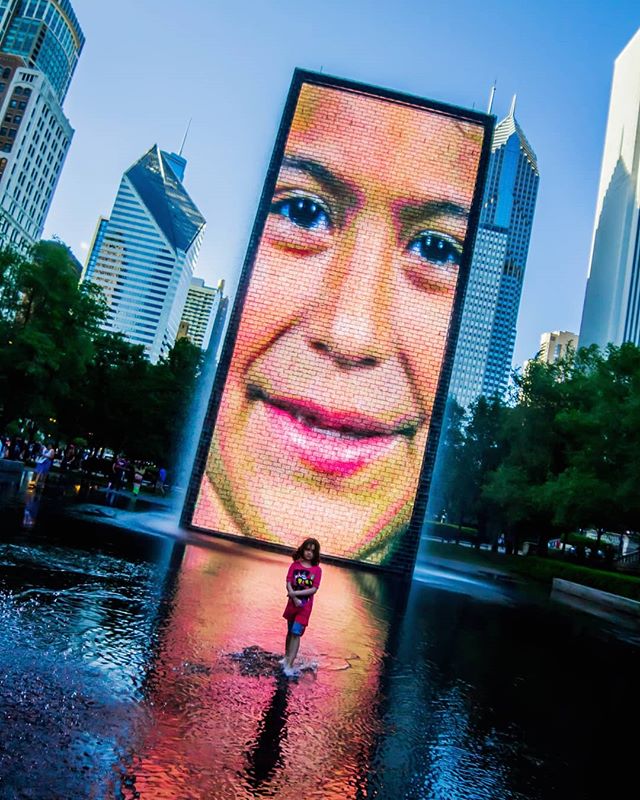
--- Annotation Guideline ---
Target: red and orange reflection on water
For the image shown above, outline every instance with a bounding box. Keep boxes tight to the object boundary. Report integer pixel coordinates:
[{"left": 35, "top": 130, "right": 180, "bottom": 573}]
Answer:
[{"left": 120, "top": 539, "right": 391, "bottom": 799}]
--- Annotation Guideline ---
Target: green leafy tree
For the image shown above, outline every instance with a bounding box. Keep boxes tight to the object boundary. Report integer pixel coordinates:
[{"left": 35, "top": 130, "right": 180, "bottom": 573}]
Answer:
[
  {"left": 63, "top": 333, "right": 203, "bottom": 466},
  {"left": 482, "top": 357, "right": 573, "bottom": 555},
  {"left": 541, "top": 343, "right": 640, "bottom": 557},
  {"left": 454, "top": 395, "right": 506, "bottom": 547},
  {"left": 138, "top": 337, "right": 203, "bottom": 465},
  {"left": 0, "top": 242, "right": 106, "bottom": 434},
  {"left": 0, "top": 241, "right": 204, "bottom": 471},
  {"left": 60, "top": 330, "right": 151, "bottom": 453}
]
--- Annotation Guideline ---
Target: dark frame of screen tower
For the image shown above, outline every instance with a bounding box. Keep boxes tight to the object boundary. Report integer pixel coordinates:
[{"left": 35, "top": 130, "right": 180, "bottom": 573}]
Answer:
[{"left": 181, "top": 67, "right": 495, "bottom": 577}]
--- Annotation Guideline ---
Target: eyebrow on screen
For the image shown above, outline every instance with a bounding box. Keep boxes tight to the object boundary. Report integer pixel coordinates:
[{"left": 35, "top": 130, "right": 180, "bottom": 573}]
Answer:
[
  {"left": 399, "top": 201, "right": 470, "bottom": 228},
  {"left": 280, "top": 155, "right": 357, "bottom": 205}
]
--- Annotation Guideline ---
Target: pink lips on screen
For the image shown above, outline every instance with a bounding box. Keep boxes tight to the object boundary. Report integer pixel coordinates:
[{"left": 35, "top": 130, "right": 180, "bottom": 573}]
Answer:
[{"left": 249, "top": 386, "right": 417, "bottom": 477}]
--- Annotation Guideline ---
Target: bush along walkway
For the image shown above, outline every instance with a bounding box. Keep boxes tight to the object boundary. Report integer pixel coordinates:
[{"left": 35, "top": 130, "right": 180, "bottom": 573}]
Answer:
[{"left": 423, "top": 541, "right": 640, "bottom": 602}]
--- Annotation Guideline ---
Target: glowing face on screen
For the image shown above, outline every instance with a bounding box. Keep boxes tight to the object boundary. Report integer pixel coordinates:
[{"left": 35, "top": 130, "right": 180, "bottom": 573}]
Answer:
[{"left": 193, "top": 81, "right": 485, "bottom": 564}]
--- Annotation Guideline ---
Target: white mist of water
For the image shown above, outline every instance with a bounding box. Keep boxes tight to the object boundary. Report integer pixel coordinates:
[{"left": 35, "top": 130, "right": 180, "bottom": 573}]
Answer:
[{"left": 169, "top": 347, "right": 220, "bottom": 522}]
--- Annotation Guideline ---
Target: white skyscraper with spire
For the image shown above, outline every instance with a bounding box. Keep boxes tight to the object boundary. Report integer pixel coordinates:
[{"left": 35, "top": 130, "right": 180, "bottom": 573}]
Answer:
[
  {"left": 449, "top": 94, "right": 540, "bottom": 407},
  {"left": 579, "top": 27, "right": 640, "bottom": 349},
  {"left": 83, "top": 145, "right": 206, "bottom": 363}
]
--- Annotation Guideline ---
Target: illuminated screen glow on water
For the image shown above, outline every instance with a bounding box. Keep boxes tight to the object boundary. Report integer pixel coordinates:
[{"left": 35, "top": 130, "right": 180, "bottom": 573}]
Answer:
[{"left": 0, "top": 512, "right": 638, "bottom": 799}]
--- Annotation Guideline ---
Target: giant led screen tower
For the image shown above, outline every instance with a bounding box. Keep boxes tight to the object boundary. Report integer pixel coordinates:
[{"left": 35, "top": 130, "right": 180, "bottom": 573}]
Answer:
[{"left": 184, "top": 70, "right": 493, "bottom": 574}]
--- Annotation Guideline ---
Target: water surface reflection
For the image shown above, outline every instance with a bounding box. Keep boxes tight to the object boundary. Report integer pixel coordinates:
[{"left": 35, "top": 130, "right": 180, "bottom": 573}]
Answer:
[
  {"left": 123, "top": 542, "right": 396, "bottom": 799},
  {"left": 0, "top": 517, "right": 638, "bottom": 799}
]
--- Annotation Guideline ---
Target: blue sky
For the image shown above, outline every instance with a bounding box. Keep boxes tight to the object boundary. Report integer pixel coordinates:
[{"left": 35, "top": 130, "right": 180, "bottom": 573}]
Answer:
[{"left": 44, "top": 0, "right": 639, "bottom": 365}]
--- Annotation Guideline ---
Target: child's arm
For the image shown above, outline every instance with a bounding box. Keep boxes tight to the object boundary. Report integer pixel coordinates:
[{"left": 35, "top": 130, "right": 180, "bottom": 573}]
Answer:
[
  {"left": 287, "top": 581, "right": 303, "bottom": 606},
  {"left": 285, "top": 565, "right": 296, "bottom": 597},
  {"left": 288, "top": 586, "right": 318, "bottom": 598},
  {"left": 289, "top": 567, "right": 322, "bottom": 598}
]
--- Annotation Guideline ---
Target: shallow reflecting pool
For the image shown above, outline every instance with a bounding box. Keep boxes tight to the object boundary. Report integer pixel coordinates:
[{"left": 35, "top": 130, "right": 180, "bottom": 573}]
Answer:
[{"left": 0, "top": 505, "right": 638, "bottom": 799}]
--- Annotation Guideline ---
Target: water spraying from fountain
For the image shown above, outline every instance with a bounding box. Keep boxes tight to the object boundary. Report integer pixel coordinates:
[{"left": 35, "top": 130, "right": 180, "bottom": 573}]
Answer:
[{"left": 170, "top": 292, "right": 229, "bottom": 522}]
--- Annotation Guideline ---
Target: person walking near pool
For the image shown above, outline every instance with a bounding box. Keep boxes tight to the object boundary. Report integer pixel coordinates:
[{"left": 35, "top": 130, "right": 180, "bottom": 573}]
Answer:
[
  {"left": 108, "top": 453, "right": 129, "bottom": 490},
  {"left": 33, "top": 441, "right": 55, "bottom": 487},
  {"left": 132, "top": 464, "right": 144, "bottom": 496},
  {"left": 155, "top": 466, "right": 167, "bottom": 496},
  {"left": 282, "top": 538, "right": 322, "bottom": 677}
]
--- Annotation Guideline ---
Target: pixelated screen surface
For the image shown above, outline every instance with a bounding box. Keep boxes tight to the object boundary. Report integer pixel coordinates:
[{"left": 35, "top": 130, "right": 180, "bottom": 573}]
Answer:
[{"left": 189, "top": 73, "right": 490, "bottom": 568}]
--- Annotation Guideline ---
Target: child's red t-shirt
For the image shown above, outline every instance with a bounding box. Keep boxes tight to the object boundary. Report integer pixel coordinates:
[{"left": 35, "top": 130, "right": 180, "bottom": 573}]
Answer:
[{"left": 282, "top": 561, "right": 322, "bottom": 626}]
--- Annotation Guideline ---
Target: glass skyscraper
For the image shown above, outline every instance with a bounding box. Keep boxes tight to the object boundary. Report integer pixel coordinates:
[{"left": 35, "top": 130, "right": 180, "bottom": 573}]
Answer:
[
  {"left": 450, "top": 98, "right": 540, "bottom": 407},
  {"left": 83, "top": 145, "right": 206, "bottom": 364},
  {"left": 0, "top": 0, "right": 84, "bottom": 103},
  {"left": 579, "top": 27, "right": 640, "bottom": 349}
]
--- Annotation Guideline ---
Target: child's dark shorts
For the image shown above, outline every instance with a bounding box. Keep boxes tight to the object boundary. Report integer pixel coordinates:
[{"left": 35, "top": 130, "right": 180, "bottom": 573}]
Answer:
[{"left": 287, "top": 619, "right": 306, "bottom": 637}]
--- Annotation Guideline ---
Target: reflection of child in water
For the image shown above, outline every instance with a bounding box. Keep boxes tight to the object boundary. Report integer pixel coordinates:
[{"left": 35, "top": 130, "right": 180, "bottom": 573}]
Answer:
[{"left": 282, "top": 538, "right": 322, "bottom": 677}]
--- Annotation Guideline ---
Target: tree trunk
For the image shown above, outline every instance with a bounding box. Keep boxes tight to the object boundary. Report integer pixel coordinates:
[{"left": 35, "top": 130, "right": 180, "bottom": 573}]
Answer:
[{"left": 537, "top": 531, "right": 548, "bottom": 558}]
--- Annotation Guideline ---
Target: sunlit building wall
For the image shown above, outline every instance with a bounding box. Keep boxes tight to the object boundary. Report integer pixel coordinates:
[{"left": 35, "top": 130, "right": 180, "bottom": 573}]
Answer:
[
  {"left": 521, "top": 330, "right": 578, "bottom": 379},
  {"left": 0, "top": 53, "right": 72, "bottom": 251},
  {"left": 179, "top": 277, "right": 224, "bottom": 351},
  {"left": 83, "top": 145, "right": 206, "bottom": 364},
  {"left": 538, "top": 330, "right": 578, "bottom": 364},
  {"left": 450, "top": 98, "right": 539, "bottom": 407},
  {"left": 84, "top": 215, "right": 107, "bottom": 281},
  {"left": 0, "top": 0, "right": 82, "bottom": 252},
  {"left": 579, "top": 27, "right": 640, "bottom": 349}
]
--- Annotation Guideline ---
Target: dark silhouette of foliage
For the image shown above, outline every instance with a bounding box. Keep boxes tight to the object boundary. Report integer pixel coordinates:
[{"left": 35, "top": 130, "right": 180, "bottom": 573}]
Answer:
[
  {"left": 438, "top": 343, "right": 640, "bottom": 551},
  {"left": 0, "top": 243, "right": 202, "bottom": 466}
]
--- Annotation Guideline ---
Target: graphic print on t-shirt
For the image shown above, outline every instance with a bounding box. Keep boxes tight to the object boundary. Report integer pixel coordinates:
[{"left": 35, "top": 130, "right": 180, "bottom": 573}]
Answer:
[{"left": 292, "top": 568, "right": 315, "bottom": 605}]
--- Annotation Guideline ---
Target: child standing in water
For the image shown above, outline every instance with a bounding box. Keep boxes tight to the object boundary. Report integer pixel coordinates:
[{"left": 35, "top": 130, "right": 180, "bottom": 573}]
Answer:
[{"left": 282, "top": 538, "right": 322, "bottom": 677}]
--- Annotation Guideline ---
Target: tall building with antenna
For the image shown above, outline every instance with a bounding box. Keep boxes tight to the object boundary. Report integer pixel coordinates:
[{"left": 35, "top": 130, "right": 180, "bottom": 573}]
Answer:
[
  {"left": 449, "top": 91, "right": 540, "bottom": 407},
  {"left": 83, "top": 144, "right": 206, "bottom": 363}
]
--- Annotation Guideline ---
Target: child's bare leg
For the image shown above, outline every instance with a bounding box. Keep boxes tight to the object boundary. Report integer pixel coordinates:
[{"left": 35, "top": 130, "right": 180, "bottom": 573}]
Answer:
[
  {"left": 285, "top": 631, "right": 291, "bottom": 656},
  {"left": 285, "top": 634, "right": 300, "bottom": 668}
]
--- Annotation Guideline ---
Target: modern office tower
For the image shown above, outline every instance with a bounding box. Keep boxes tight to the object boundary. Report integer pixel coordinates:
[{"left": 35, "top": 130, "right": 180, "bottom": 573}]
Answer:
[
  {"left": 83, "top": 145, "right": 206, "bottom": 364},
  {"left": 179, "top": 277, "right": 225, "bottom": 351},
  {"left": 579, "top": 28, "right": 640, "bottom": 349},
  {"left": 0, "top": 0, "right": 84, "bottom": 103},
  {"left": 0, "top": 1, "right": 82, "bottom": 252},
  {"left": 450, "top": 97, "right": 540, "bottom": 407},
  {"left": 538, "top": 330, "right": 578, "bottom": 364},
  {"left": 0, "top": 52, "right": 73, "bottom": 251}
]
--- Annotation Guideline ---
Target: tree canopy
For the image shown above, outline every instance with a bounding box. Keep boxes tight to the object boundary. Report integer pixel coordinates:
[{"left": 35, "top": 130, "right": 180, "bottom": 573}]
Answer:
[
  {"left": 436, "top": 343, "right": 640, "bottom": 552},
  {"left": 0, "top": 243, "right": 202, "bottom": 466}
]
